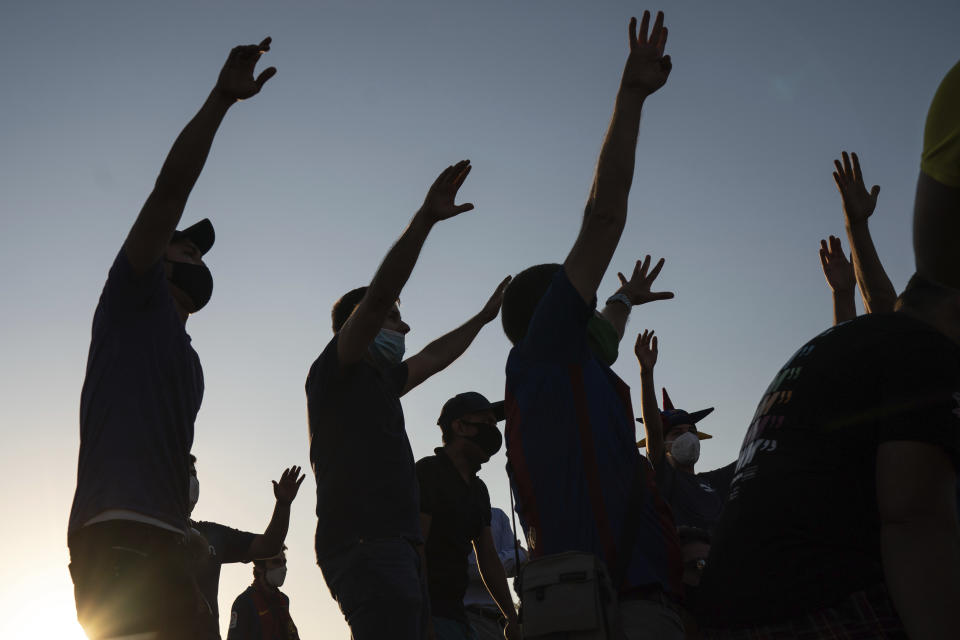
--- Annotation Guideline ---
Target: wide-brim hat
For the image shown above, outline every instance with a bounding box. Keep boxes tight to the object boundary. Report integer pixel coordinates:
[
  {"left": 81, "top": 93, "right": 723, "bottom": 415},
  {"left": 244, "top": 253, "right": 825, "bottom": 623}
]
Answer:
[
  {"left": 437, "top": 392, "right": 505, "bottom": 429},
  {"left": 636, "top": 388, "right": 713, "bottom": 448},
  {"left": 171, "top": 218, "right": 215, "bottom": 256}
]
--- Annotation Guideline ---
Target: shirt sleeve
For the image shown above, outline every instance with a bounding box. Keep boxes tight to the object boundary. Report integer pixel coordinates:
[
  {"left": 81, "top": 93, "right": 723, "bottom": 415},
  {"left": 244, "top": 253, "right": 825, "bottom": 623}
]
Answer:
[
  {"left": 875, "top": 333, "right": 960, "bottom": 465},
  {"left": 416, "top": 457, "right": 439, "bottom": 516},
  {"left": 517, "top": 267, "right": 595, "bottom": 364},
  {"left": 226, "top": 593, "right": 257, "bottom": 640},
  {"left": 99, "top": 249, "right": 169, "bottom": 316},
  {"left": 699, "top": 461, "right": 737, "bottom": 502},
  {"left": 479, "top": 480, "right": 493, "bottom": 527},
  {"left": 209, "top": 522, "right": 257, "bottom": 564}
]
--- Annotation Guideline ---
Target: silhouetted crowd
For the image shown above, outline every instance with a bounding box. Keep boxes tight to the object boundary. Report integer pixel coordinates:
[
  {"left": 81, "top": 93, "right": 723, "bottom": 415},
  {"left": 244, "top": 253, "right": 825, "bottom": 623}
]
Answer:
[{"left": 66, "top": 10, "right": 960, "bottom": 640}]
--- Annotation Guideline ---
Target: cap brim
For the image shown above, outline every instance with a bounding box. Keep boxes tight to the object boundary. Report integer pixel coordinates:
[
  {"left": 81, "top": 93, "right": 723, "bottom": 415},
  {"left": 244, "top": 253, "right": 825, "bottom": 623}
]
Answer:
[
  {"left": 491, "top": 401, "right": 505, "bottom": 423},
  {"left": 172, "top": 218, "right": 215, "bottom": 255}
]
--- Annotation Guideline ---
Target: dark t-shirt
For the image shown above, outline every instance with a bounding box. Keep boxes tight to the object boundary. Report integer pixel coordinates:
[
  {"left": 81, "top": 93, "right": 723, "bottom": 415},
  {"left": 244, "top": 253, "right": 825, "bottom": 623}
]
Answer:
[
  {"left": 696, "top": 313, "right": 960, "bottom": 627},
  {"left": 193, "top": 520, "right": 256, "bottom": 620},
  {"left": 69, "top": 250, "right": 204, "bottom": 534},
  {"left": 306, "top": 334, "right": 421, "bottom": 560},
  {"left": 417, "top": 448, "right": 493, "bottom": 621},
  {"left": 652, "top": 460, "right": 735, "bottom": 535},
  {"left": 505, "top": 268, "right": 682, "bottom": 596}
]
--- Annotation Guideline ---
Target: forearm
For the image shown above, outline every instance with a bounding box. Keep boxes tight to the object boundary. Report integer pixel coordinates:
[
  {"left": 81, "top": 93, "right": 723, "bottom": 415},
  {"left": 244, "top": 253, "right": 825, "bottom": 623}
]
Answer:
[
  {"left": 831, "top": 289, "right": 857, "bottom": 325},
  {"left": 639, "top": 369, "right": 664, "bottom": 462},
  {"left": 152, "top": 90, "right": 233, "bottom": 200},
  {"left": 256, "top": 500, "right": 291, "bottom": 557},
  {"left": 479, "top": 556, "right": 518, "bottom": 623},
  {"left": 587, "top": 90, "right": 645, "bottom": 219},
  {"left": 600, "top": 303, "right": 630, "bottom": 340},
  {"left": 366, "top": 211, "right": 434, "bottom": 308},
  {"left": 845, "top": 221, "right": 897, "bottom": 313},
  {"left": 416, "top": 313, "right": 486, "bottom": 372},
  {"left": 882, "top": 519, "right": 960, "bottom": 639}
]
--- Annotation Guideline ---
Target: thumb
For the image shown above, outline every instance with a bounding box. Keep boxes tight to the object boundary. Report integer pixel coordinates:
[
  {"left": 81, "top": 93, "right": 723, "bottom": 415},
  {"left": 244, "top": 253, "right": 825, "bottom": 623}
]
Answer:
[
  {"left": 617, "top": 272, "right": 627, "bottom": 286},
  {"left": 455, "top": 203, "right": 475, "bottom": 214},
  {"left": 870, "top": 185, "right": 880, "bottom": 199},
  {"left": 272, "top": 480, "right": 278, "bottom": 491},
  {"left": 652, "top": 291, "right": 675, "bottom": 300},
  {"left": 255, "top": 66, "right": 277, "bottom": 89}
]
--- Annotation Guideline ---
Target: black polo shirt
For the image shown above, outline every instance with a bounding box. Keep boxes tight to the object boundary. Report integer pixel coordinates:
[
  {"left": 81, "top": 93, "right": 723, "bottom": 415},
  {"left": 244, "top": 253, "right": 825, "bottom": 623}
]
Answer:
[
  {"left": 306, "top": 334, "right": 421, "bottom": 560},
  {"left": 192, "top": 520, "right": 256, "bottom": 620},
  {"left": 416, "top": 448, "right": 492, "bottom": 621}
]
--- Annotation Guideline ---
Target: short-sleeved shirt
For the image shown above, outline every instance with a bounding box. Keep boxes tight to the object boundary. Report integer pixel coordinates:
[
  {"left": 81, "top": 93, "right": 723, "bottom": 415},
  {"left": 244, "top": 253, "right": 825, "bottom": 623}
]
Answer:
[
  {"left": 652, "top": 460, "right": 735, "bottom": 535},
  {"left": 69, "top": 250, "right": 204, "bottom": 535},
  {"left": 417, "top": 448, "right": 493, "bottom": 621},
  {"left": 505, "top": 268, "right": 682, "bottom": 597},
  {"left": 696, "top": 313, "right": 960, "bottom": 627},
  {"left": 192, "top": 520, "right": 256, "bottom": 620},
  {"left": 306, "top": 334, "right": 421, "bottom": 560}
]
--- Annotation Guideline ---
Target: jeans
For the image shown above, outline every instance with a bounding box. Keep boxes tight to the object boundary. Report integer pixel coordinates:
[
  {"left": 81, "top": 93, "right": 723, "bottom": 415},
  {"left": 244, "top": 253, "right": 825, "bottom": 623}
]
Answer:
[
  {"left": 319, "top": 537, "right": 430, "bottom": 640},
  {"left": 68, "top": 520, "right": 218, "bottom": 640}
]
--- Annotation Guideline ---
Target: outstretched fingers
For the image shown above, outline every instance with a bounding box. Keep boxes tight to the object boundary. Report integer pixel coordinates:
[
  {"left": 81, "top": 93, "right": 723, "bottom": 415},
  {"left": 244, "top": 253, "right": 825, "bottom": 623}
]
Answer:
[
  {"left": 638, "top": 11, "right": 650, "bottom": 46},
  {"left": 256, "top": 67, "right": 277, "bottom": 89}
]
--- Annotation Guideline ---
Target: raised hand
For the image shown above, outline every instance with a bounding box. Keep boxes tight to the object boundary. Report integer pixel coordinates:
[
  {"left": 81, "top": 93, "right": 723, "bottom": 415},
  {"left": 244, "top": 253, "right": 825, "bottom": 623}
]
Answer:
[
  {"left": 616, "top": 255, "right": 674, "bottom": 305},
  {"left": 272, "top": 465, "right": 306, "bottom": 504},
  {"left": 621, "top": 10, "right": 672, "bottom": 96},
  {"left": 215, "top": 37, "right": 277, "bottom": 102},
  {"left": 819, "top": 235, "right": 855, "bottom": 293},
  {"left": 833, "top": 151, "right": 880, "bottom": 225},
  {"left": 634, "top": 329, "right": 658, "bottom": 373},
  {"left": 420, "top": 160, "right": 475, "bottom": 223},
  {"left": 477, "top": 276, "right": 513, "bottom": 324}
]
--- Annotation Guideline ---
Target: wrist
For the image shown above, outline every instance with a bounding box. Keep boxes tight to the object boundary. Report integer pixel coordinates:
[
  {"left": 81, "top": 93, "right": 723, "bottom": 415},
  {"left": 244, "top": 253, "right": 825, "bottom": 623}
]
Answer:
[
  {"left": 832, "top": 287, "right": 855, "bottom": 297},
  {"left": 606, "top": 292, "right": 633, "bottom": 308},
  {"left": 639, "top": 367, "right": 655, "bottom": 378},
  {"left": 844, "top": 218, "right": 869, "bottom": 232},
  {"left": 413, "top": 207, "right": 439, "bottom": 229},
  {"left": 206, "top": 88, "right": 236, "bottom": 111}
]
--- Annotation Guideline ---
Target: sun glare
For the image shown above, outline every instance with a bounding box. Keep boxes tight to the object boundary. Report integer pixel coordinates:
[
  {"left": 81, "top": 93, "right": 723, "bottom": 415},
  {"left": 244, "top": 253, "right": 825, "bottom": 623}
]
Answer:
[{"left": 5, "top": 568, "right": 88, "bottom": 640}]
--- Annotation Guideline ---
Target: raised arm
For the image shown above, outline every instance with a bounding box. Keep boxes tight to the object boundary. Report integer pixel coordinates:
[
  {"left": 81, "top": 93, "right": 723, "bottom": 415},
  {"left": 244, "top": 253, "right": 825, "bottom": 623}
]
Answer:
[
  {"left": 564, "top": 11, "right": 672, "bottom": 303},
  {"left": 124, "top": 38, "right": 276, "bottom": 274},
  {"left": 245, "top": 466, "right": 305, "bottom": 561},
  {"left": 833, "top": 152, "right": 897, "bottom": 313},
  {"left": 878, "top": 441, "right": 960, "bottom": 639},
  {"left": 600, "top": 255, "right": 674, "bottom": 340},
  {"left": 401, "top": 276, "right": 510, "bottom": 396},
  {"left": 634, "top": 329, "right": 665, "bottom": 467},
  {"left": 337, "top": 161, "right": 475, "bottom": 366},
  {"left": 818, "top": 235, "right": 857, "bottom": 325}
]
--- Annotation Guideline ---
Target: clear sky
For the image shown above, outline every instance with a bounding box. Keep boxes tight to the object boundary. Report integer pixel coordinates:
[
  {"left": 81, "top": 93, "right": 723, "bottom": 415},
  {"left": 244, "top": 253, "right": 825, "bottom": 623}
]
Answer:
[{"left": 1, "top": 0, "right": 957, "bottom": 637}]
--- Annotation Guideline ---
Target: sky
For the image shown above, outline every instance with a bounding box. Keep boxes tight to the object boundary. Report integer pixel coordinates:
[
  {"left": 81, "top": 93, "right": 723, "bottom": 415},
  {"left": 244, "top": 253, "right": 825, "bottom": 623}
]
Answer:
[{"left": 1, "top": 0, "right": 958, "bottom": 637}]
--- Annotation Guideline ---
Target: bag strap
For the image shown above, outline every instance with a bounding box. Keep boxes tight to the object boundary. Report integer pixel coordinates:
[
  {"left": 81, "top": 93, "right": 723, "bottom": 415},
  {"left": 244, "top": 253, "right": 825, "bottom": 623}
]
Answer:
[{"left": 507, "top": 463, "right": 524, "bottom": 600}]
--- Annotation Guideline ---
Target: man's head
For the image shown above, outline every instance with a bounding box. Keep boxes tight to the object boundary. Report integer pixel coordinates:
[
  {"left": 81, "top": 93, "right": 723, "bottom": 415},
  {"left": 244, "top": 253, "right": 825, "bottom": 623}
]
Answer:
[
  {"left": 438, "top": 392, "right": 505, "bottom": 469},
  {"left": 331, "top": 287, "right": 410, "bottom": 335},
  {"left": 637, "top": 389, "right": 714, "bottom": 470},
  {"left": 253, "top": 548, "right": 287, "bottom": 589},
  {"left": 501, "top": 263, "right": 562, "bottom": 345},
  {"left": 165, "top": 219, "right": 215, "bottom": 314},
  {"left": 895, "top": 273, "right": 960, "bottom": 344}
]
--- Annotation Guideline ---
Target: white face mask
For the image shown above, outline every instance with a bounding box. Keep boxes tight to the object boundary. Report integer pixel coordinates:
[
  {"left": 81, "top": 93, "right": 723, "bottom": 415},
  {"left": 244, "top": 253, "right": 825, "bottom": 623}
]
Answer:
[
  {"left": 265, "top": 566, "right": 287, "bottom": 587},
  {"left": 668, "top": 432, "right": 701, "bottom": 467},
  {"left": 188, "top": 475, "right": 200, "bottom": 514}
]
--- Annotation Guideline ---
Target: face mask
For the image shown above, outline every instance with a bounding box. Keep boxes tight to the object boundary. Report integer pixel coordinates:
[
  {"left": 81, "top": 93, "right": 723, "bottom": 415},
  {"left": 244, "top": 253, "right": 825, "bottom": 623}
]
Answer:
[
  {"left": 369, "top": 329, "right": 406, "bottom": 367},
  {"left": 167, "top": 260, "right": 213, "bottom": 311},
  {"left": 188, "top": 476, "right": 200, "bottom": 514},
  {"left": 587, "top": 313, "right": 619, "bottom": 366},
  {"left": 265, "top": 566, "right": 287, "bottom": 587},
  {"left": 464, "top": 425, "right": 503, "bottom": 459},
  {"left": 669, "top": 432, "right": 701, "bottom": 467}
]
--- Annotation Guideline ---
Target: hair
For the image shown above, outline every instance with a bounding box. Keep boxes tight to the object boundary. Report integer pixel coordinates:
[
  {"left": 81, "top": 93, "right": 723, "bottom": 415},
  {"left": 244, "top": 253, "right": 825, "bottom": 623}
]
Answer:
[
  {"left": 332, "top": 287, "right": 368, "bottom": 333},
  {"left": 253, "top": 545, "right": 288, "bottom": 571},
  {"left": 501, "top": 263, "right": 562, "bottom": 344},
  {"left": 895, "top": 272, "right": 959, "bottom": 314}
]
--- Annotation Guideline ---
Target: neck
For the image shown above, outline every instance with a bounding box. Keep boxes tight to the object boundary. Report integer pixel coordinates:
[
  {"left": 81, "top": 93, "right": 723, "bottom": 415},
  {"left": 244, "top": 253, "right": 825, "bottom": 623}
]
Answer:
[
  {"left": 444, "top": 444, "right": 476, "bottom": 481},
  {"left": 668, "top": 456, "right": 696, "bottom": 474}
]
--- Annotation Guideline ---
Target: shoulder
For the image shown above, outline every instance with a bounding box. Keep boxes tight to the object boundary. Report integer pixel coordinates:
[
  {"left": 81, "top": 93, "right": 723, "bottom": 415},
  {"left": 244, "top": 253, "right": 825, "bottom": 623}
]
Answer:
[
  {"left": 416, "top": 455, "right": 441, "bottom": 479},
  {"left": 306, "top": 334, "right": 342, "bottom": 390}
]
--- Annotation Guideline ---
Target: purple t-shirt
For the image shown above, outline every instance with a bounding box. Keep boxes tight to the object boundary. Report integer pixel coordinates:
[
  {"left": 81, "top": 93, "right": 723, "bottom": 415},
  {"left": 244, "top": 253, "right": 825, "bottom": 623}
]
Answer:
[{"left": 68, "top": 250, "right": 203, "bottom": 535}]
